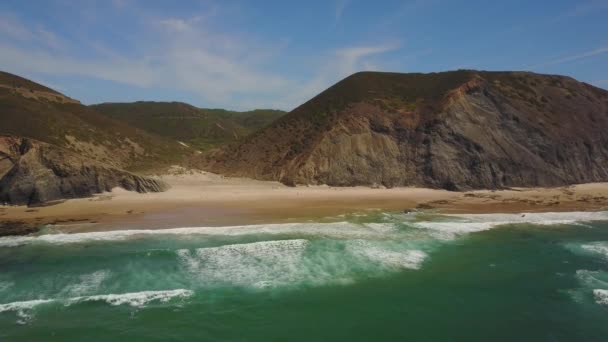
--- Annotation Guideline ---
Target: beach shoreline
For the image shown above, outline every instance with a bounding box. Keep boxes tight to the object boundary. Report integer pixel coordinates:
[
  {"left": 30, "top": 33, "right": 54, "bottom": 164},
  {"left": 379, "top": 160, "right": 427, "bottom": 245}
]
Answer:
[{"left": 2, "top": 170, "right": 608, "bottom": 235}]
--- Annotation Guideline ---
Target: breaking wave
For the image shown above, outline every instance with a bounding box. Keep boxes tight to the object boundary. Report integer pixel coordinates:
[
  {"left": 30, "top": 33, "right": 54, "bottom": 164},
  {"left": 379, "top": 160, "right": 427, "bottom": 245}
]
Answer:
[
  {"left": 414, "top": 211, "right": 608, "bottom": 239},
  {"left": 0, "top": 289, "right": 193, "bottom": 323},
  {"left": 177, "top": 239, "right": 309, "bottom": 288},
  {"left": 581, "top": 242, "right": 608, "bottom": 260},
  {"left": 594, "top": 289, "right": 608, "bottom": 306},
  {"left": 62, "top": 270, "right": 111, "bottom": 296},
  {"left": 67, "top": 289, "right": 193, "bottom": 307}
]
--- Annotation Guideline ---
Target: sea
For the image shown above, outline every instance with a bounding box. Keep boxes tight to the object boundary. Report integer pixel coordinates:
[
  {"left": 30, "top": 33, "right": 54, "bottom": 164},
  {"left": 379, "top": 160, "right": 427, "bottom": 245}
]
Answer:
[{"left": 1, "top": 210, "right": 608, "bottom": 341}]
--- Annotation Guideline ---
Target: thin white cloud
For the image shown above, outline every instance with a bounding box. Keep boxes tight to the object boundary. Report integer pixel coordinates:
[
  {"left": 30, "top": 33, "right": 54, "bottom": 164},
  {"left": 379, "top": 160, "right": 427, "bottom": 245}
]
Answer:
[
  {"left": 0, "top": 9, "right": 401, "bottom": 110},
  {"left": 0, "top": 44, "right": 159, "bottom": 87},
  {"left": 335, "top": 43, "right": 401, "bottom": 75},
  {"left": 0, "top": 12, "right": 67, "bottom": 50},
  {"left": 261, "top": 42, "right": 402, "bottom": 109},
  {"left": 529, "top": 47, "right": 608, "bottom": 69}
]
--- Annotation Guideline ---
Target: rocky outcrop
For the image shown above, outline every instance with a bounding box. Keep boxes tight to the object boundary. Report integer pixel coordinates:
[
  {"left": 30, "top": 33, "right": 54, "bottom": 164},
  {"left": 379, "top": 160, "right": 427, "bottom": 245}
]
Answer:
[
  {"left": 204, "top": 71, "right": 608, "bottom": 190},
  {"left": 0, "top": 136, "right": 169, "bottom": 206}
]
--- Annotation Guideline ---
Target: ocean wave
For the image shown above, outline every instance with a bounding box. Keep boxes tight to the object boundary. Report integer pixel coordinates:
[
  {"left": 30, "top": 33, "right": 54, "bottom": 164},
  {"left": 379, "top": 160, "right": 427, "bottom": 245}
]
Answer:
[
  {"left": 575, "top": 270, "right": 608, "bottom": 288},
  {"left": 0, "top": 289, "right": 194, "bottom": 323},
  {"left": 413, "top": 211, "right": 608, "bottom": 239},
  {"left": 177, "top": 238, "right": 430, "bottom": 289},
  {"left": 593, "top": 289, "right": 608, "bottom": 306},
  {"left": 0, "top": 222, "right": 385, "bottom": 247},
  {"left": 581, "top": 242, "right": 608, "bottom": 260},
  {"left": 67, "top": 289, "right": 193, "bottom": 307},
  {"left": 346, "top": 240, "right": 427, "bottom": 270},
  {"left": 0, "top": 299, "right": 54, "bottom": 324},
  {"left": 62, "top": 270, "right": 111, "bottom": 296},
  {"left": 0, "top": 299, "right": 54, "bottom": 314},
  {"left": 0, "top": 281, "right": 14, "bottom": 292},
  {"left": 177, "top": 239, "right": 309, "bottom": 288},
  {"left": 570, "top": 270, "right": 608, "bottom": 307}
]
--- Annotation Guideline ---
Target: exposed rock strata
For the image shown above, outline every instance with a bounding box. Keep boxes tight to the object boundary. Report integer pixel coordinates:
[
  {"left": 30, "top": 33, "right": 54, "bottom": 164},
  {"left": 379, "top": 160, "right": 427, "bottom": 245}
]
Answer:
[
  {"left": 205, "top": 71, "right": 608, "bottom": 190},
  {"left": 0, "top": 136, "right": 168, "bottom": 206}
]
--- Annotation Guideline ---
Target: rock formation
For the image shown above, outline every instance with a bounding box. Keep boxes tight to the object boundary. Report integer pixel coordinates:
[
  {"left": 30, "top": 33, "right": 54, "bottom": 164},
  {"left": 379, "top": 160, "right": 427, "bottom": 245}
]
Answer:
[
  {"left": 204, "top": 71, "right": 608, "bottom": 190},
  {"left": 0, "top": 136, "right": 168, "bottom": 206}
]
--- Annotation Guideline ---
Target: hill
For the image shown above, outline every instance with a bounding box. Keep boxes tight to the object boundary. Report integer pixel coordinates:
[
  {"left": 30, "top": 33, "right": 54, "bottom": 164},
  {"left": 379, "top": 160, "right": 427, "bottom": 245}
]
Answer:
[
  {"left": 203, "top": 70, "right": 608, "bottom": 189},
  {"left": 0, "top": 71, "right": 187, "bottom": 205},
  {"left": 0, "top": 71, "right": 190, "bottom": 172},
  {"left": 91, "top": 102, "right": 285, "bottom": 150}
]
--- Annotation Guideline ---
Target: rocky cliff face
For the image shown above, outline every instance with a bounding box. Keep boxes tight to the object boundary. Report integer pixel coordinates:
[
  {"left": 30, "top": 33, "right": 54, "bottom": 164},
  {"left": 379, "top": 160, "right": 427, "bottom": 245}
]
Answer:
[
  {"left": 0, "top": 136, "right": 168, "bottom": 206},
  {"left": 204, "top": 71, "right": 608, "bottom": 190}
]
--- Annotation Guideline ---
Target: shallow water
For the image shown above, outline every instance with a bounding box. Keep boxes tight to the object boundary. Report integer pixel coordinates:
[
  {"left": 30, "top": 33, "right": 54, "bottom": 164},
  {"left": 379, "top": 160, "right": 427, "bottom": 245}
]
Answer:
[{"left": 1, "top": 211, "right": 608, "bottom": 341}]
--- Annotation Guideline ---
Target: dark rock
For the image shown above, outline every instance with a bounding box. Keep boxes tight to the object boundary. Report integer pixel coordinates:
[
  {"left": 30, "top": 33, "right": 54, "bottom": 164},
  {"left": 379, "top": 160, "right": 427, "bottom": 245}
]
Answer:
[
  {"left": 0, "top": 136, "right": 169, "bottom": 206},
  {"left": 0, "top": 221, "right": 38, "bottom": 237}
]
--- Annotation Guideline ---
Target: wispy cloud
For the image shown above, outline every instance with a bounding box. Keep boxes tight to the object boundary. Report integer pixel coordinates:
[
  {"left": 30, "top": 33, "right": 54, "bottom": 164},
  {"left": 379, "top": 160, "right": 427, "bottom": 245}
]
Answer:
[
  {"left": 0, "top": 6, "right": 401, "bottom": 111},
  {"left": 528, "top": 47, "right": 608, "bottom": 69},
  {"left": 263, "top": 42, "right": 402, "bottom": 109},
  {"left": 334, "top": 42, "right": 401, "bottom": 75},
  {"left": 0, "top": 13, "right": 66, "bottom": 50},
  {"left": 0, "top": 10, "right": 291, "bottom": 108}
]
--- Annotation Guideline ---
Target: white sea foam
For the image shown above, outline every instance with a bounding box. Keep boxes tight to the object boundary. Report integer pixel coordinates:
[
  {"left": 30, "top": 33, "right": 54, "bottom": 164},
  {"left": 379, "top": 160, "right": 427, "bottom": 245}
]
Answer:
[
  {"left": 0, "top": 289, "right": 194, "bottom": 321},
  {"left": 570, "top": 269, "right": 608, "bottom": 307},
  {"left": 576, "top": 269, "right": 608, "bottom": 288},
  {"left": 593, "top": 289, "right": 608, "bottom": 306},
  {"left": 347, "top": 240, "right": 427, "bottom": 270},
  {"left": 363, "top": 222, "right": 398, "bottom": 234},
  {"left": 62, "top": 270, "right": 111, "bottom": 296},
  {"left": 0, "top": 222, "right": 384, "bottom": 247},
  {"left": 413, "top": 211, "right": 608, "bottom": 239},
  {"left": 581, "top": 242, "right": 608, "bottom": 260},
  {"left": 0, "top": 299, "right": 54, "bottom": 314},
  {"left": 178, "top": 239, "right": 309, "bottom": 288},
  {"left": 68, "top": 289, "right": 193, "bottom": 307},
  {"left": 0, "top": 281, "right": 14, "bottom": 292},
  {"left": 0, "top": 299, "right": 54, "bottom": 323}
]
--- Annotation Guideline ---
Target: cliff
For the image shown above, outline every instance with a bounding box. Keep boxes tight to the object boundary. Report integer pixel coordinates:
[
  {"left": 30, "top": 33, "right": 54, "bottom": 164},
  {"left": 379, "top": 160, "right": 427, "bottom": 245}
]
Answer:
[
  {"left": 204, "top": 71, "right": 608, "bottom": 190},
  {"left": 0, "top": 136, "right": 168, "bottom": 206}
]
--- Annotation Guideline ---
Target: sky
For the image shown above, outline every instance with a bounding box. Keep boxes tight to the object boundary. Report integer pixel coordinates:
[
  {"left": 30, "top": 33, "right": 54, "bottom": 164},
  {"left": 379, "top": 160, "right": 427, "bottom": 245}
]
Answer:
[{"left": 0, "top": 0, "right": 607, "bottom": 111}]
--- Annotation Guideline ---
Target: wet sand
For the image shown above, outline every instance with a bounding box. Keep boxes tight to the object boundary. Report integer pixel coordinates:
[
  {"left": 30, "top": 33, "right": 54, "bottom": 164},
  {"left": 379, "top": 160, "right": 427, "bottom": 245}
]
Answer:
[{"left": 2, "top": 170, "right": 608, "bottom": 234}]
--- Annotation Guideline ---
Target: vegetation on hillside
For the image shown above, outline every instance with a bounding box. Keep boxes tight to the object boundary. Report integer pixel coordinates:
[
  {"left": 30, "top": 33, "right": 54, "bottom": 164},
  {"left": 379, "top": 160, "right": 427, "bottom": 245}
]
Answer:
[
  {"left": 92, "top": 102, "right": 285, "bottom": 150},
  {"left": 0, "top": 72, "right": 190, "bottom": 172}
]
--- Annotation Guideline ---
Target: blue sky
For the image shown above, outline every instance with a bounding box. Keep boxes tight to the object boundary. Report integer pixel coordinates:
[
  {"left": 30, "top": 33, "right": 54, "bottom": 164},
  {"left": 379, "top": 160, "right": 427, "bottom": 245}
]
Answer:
[{"left": 0, "top": 0, "right": 607, "bottom": 110}]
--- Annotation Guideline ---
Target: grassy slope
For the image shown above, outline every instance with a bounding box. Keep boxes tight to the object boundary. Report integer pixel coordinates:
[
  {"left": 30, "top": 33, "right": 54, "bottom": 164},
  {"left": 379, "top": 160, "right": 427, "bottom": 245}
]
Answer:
[
  {"left": 0, "top": 72, "right": 190, "bottom": 172},
  {"left": 91, "top": 102, "right": 285, "bottom": 150}
]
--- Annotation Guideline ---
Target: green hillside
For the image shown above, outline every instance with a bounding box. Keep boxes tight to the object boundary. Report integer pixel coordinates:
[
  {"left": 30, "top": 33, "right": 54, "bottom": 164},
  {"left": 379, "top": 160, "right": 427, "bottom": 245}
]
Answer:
[
  {"left": 91, "top": 102, "right": 285, "bottom": 150},
  {"left": 0, "top": 72, "right": 190, "bottom": 172}
]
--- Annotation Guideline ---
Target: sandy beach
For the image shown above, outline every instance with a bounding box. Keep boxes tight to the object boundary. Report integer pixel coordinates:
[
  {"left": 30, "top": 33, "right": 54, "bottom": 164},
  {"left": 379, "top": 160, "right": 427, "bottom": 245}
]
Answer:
[{"left": 2, "top": 168, "right": 608, "bottom": 234}]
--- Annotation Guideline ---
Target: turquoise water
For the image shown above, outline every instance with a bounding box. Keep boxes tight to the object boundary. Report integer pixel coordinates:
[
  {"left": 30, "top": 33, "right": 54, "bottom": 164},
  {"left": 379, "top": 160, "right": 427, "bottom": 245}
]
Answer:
[{"left": 1, "top": 211, "right": 608, "bottom": 341}]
